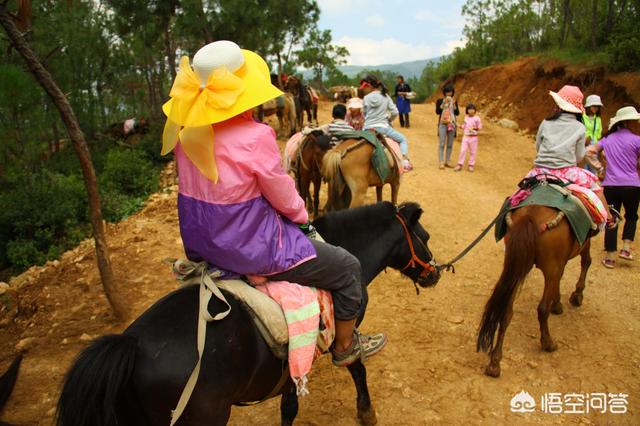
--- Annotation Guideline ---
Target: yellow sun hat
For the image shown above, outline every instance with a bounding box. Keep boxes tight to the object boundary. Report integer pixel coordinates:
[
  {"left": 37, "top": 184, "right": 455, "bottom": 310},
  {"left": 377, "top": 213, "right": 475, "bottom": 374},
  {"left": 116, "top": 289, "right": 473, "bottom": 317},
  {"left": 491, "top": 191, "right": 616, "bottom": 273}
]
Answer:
[{"left": 161, "top": 41, "right": 283, "bottom": 182}]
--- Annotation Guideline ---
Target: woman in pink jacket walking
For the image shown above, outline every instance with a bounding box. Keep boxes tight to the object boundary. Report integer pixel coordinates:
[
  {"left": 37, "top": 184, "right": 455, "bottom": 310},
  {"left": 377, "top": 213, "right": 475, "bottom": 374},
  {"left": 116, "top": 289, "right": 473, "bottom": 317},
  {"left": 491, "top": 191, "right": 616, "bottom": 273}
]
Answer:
[{"left": 162, "top": 41, "right": 386, "bottom": 367}]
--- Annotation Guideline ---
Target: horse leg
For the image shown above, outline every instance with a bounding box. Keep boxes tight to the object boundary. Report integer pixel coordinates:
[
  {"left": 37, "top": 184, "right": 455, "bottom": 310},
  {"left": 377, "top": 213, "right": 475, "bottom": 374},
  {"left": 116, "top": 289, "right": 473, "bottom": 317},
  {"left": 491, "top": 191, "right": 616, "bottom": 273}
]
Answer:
[
  {"left": 345, "top": 176, "right": 368, "bottom": 208},
  {"left": 538, "top": 266, "right": 563, "bottom": 352},
  {"left": 347, "top": 360, "right": 377, "bottom": 425},
  {"left": 313, "top": 175, "right": 321, "bottom": 218},
  {"left": 390, "top": 178, "right": 399, "bottom": 205},
  {"left": 300, "top": 175, "right": 312, "bottom": 214},
  {"left": 280, "top": 385, "right": 299, "bottom": 426},
  {"left": 570, "top": 239, "right": 592, "bottom": 307},
  {"left": 485, "top": 301, "right": 514, "bottom": 378},
  {"left": 375, "top": 186, "right": 383, "bottom": 202}
]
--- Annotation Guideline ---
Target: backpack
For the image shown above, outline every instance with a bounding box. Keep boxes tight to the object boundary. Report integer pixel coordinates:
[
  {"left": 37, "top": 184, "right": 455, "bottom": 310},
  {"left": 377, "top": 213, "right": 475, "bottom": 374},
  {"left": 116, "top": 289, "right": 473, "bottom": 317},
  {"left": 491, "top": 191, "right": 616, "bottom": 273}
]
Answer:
[{"left": 441, "top": 102, "right": 452, "bottom": 125}]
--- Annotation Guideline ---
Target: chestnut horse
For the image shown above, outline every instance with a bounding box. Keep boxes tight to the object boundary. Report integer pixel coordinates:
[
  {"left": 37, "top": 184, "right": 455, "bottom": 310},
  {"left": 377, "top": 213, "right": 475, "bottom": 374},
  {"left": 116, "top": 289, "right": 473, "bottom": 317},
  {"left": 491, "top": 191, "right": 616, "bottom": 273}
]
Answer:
[
  {"left": 322, "top": 137, "right": 401, "bottom": 211},
  {"left": 477, "top": 204, "right": 593, "bottom": 377},
  {"left": 292, "top": 130, "right": 331, "bottom": 218}
]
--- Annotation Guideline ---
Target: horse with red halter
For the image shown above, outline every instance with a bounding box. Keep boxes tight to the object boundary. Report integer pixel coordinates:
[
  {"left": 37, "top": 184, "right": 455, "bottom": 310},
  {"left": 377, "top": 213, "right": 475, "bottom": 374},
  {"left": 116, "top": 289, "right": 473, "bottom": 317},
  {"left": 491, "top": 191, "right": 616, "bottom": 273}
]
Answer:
[
  {"left": 56, "top": 202, "right": 441, "bottom": 426},
  {"left": 477, "top": 199, "right": 595, "bottom": 377},
  {"left": 286, "top": 75, "right": 318, "bottom": 128}
]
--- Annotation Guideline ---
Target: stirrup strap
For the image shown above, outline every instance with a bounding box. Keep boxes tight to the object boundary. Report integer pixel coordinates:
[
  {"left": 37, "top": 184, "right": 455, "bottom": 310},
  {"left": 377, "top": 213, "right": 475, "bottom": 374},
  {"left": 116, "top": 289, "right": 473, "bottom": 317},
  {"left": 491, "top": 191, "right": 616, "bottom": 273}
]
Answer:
[{"left": 169, "top": 260, "right": 231, "bottom": 426}]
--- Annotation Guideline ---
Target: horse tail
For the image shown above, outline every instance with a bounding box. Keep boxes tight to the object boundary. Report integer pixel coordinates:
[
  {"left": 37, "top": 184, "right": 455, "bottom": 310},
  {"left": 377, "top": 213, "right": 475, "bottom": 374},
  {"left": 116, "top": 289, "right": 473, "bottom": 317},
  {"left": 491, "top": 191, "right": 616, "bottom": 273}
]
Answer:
[
  {"left": 0, "top": 354, "right": 22, "bottom": 414},
  {"left": 322, "top": 150, "right": 346, "bottom": 211},
  {"left": 56, "top": 334, "right": 138, "bottom": 426},
  {"left": 477, "top": 213, "right": 537, "bottom": 353}
]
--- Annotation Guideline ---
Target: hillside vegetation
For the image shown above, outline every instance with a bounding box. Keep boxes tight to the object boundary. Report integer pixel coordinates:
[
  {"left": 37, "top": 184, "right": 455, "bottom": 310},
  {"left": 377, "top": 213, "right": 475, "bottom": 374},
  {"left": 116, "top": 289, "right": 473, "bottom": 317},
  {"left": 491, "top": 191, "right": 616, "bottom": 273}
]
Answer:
[{"left": 419, "top": 0, "right": 639, "bottom": 97}]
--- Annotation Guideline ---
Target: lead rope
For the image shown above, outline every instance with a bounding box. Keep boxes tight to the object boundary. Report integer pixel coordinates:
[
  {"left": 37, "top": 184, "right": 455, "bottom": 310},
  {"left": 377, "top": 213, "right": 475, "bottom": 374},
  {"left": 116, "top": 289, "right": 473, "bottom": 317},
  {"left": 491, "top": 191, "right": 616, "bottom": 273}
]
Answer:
[
  {"left": 438, "top": 211, "right": 502, "bottom": 273},
  {"left": 169, "top": 260, "right": 231, "bottom": 426}
]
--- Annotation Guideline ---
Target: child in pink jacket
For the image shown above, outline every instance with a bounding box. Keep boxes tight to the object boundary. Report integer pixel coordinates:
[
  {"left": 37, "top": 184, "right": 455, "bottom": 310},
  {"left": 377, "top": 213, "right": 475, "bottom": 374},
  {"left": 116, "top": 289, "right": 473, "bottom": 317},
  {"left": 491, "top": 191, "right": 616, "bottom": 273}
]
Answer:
[{"left": 455, "top": 103, "right": 482, "bottom": 172}]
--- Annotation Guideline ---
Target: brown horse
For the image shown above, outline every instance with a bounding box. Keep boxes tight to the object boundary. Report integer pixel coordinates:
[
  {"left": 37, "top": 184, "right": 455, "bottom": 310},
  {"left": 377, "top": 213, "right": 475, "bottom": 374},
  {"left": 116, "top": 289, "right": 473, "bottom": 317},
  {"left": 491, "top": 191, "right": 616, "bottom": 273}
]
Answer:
[
  {"left": 477, "top": 204, "right": 593, "bottom": 377},
  {"left": 286, "top": 76, "right": 318, "bottom": 128},
  {"left": 255, "top": 93, "right": 297, "bottom": 137},
  {"left": 291, "top": 130, "right": 331, "bottom": 218},
  {"left": 322, "top": 136, "right": 401, "bottom": 211}
]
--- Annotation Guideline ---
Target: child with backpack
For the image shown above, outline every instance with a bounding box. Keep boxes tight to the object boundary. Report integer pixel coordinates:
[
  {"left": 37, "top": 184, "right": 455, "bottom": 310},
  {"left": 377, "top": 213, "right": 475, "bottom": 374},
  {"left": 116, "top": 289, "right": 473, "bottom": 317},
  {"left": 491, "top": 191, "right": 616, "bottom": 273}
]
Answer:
[{"left": 454, "top": 103, "right": 482, "bottom": 172}]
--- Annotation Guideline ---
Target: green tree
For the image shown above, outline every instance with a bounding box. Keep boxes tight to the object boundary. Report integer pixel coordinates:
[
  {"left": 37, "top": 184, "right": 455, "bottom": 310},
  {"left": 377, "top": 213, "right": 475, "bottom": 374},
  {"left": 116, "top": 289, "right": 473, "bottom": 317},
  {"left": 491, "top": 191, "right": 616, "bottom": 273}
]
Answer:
[{"left": 295, "top": 28, "right": 349, "bottom": 84}]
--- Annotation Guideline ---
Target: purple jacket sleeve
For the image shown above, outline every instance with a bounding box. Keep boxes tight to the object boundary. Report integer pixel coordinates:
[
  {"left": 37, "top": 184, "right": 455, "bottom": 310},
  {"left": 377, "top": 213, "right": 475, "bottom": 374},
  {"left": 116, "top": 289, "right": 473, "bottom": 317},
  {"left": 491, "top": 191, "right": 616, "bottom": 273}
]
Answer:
[{"left": 252, "top": 125, "right": 309, "bottom": 224}]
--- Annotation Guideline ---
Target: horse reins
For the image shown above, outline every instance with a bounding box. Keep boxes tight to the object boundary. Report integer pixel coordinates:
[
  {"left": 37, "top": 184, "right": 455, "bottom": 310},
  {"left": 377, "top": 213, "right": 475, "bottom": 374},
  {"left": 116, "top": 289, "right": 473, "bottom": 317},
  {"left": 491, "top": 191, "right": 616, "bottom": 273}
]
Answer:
[{"left": 395, "top": 214, "right": 437, "bottom": 295}]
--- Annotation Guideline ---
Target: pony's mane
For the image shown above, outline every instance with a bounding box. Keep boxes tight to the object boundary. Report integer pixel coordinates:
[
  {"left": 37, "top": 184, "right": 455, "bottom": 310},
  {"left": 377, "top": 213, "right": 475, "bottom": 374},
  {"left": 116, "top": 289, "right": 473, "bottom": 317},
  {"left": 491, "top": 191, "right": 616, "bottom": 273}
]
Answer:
[{"left": 314, "top": 201, "right": 420, "bottom": 234}]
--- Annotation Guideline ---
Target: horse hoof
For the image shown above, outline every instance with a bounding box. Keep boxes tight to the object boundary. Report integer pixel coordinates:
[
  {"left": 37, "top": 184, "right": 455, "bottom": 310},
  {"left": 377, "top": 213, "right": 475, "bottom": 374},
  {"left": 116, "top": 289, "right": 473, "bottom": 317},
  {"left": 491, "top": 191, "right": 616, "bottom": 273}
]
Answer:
[
  {"left": 551, "top": 302, "right": 563, "bottom": 315},
  {"left": 358, "top": 407, "right": 378, "bottom": 425},
  {"left": 484, "top": 364, "right": 501, "bottom": 378},
  {"left": 542, "top": 341, "right": 558, "bottom": 352},
  {"left": 569, "top": 293, "right": 583, "bottom": 307}
]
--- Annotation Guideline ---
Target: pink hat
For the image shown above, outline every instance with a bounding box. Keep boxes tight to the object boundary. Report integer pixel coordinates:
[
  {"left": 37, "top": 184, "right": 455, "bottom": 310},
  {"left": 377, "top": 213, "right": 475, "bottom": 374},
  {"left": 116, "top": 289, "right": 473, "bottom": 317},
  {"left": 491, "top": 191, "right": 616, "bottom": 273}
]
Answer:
[{"left": 549, "top": 85, "right": 585, "bottom": 114}]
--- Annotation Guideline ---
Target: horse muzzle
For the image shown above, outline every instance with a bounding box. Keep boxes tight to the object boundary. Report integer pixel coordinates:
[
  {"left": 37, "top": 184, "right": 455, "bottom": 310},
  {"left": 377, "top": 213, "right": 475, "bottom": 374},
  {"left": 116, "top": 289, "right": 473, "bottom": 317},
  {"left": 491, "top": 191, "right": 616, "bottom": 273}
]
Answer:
[{"left": 417, "top": 260, "right": 441, "bottom": 287}]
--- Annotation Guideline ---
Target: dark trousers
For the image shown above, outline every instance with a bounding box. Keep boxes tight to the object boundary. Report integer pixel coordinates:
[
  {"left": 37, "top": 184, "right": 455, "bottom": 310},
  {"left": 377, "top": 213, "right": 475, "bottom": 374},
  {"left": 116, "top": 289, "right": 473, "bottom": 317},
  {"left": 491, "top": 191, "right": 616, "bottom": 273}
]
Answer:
[
  {"left": 269, "top": 239, "right": 365, "bottom": 321},
  {"left": 603, "top": 186, "right": 640, "bottom": 251},
  {"left": 399, "top": 113, "right": 410, "bottom": 128}
]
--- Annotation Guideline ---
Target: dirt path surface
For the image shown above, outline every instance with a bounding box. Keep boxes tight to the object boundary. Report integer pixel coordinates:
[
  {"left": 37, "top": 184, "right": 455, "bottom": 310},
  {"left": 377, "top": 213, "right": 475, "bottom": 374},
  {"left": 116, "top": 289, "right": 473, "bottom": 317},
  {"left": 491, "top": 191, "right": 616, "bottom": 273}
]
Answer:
[{"left": 1, "top": 102, "right": 638, "bottom": 425}]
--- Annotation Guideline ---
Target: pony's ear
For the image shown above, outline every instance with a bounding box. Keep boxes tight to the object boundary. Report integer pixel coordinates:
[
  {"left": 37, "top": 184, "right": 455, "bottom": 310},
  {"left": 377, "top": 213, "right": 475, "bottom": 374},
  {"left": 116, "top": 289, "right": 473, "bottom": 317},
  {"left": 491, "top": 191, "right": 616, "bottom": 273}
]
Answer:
[{"left": 399, "top": 202, "right": 423, "bottom": 225}]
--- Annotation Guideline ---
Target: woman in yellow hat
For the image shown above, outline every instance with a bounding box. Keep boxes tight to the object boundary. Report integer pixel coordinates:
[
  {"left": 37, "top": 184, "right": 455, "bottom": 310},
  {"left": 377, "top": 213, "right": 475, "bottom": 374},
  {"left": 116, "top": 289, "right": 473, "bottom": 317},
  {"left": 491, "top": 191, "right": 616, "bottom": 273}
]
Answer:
[{"left": 162, "top": 41, "right": 386, "bottom": 366}]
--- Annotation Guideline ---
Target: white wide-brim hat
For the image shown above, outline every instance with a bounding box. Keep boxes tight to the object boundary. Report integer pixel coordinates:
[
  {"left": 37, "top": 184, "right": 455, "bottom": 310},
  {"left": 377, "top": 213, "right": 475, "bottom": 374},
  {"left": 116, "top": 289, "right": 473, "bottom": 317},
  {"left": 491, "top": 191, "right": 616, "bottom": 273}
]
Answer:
[
  {"left": 585, "top": 94, "right": 603, "bottom": 108},
  {"left": 608, "top": 106, "right": 640, "bottom": 130}
]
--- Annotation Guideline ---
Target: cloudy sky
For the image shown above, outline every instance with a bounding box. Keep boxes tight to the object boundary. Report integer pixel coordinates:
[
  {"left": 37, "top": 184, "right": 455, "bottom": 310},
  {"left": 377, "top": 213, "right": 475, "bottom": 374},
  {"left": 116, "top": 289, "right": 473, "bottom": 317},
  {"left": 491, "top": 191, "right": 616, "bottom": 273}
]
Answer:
[{"left": 317, "top": 0, "right": 467, "bottom": 66}]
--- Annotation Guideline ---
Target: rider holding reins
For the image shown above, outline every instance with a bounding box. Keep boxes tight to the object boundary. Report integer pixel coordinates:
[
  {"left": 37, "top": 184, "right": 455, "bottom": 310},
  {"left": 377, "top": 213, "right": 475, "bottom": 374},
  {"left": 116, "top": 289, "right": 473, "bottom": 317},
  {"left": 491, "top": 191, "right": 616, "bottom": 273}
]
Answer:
[{"left": 161, "top": 41, "right": 386, "bottom": 367}]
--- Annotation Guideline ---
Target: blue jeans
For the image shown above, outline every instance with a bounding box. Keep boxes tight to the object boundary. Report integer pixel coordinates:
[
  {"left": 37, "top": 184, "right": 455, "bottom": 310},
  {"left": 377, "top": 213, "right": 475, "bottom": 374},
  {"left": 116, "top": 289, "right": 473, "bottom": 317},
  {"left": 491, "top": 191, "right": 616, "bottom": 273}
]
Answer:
[
  {"left": 438, "top": 123, "right": 455, "bottom": 163},
  {"left": 367, "top": 125, "right": 409, "bottom": 157}
]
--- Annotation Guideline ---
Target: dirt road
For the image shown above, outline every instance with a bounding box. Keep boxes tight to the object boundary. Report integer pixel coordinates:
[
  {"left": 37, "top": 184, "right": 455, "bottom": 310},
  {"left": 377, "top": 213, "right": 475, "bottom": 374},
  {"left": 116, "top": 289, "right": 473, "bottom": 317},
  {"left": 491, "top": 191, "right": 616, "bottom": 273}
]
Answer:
[{"left": 1, "top": 102, "right": 638, "bottom": 425}]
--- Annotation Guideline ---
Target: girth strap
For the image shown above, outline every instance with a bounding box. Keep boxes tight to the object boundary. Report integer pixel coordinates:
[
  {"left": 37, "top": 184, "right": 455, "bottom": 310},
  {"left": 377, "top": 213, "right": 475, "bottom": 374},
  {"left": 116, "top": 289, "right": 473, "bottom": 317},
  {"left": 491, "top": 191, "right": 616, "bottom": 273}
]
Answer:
[{"left": 169, "top": 260, "right": 232, "bottom": 426}]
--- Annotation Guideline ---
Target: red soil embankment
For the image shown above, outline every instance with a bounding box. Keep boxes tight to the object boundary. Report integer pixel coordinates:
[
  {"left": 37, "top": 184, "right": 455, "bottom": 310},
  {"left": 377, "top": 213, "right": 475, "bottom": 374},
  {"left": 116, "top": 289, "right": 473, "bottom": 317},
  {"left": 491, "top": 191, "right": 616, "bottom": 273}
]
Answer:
[{"left": 431, "top": 56, "right": 640, "bottom": 133}]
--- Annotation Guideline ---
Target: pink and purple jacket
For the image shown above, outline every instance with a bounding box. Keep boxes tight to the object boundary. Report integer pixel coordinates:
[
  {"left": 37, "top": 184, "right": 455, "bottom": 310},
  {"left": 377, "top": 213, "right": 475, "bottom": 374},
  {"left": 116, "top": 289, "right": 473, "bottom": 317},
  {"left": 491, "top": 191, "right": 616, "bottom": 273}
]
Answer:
[{"left": 176, "top": 113, "right": 316, "bottom": 276}]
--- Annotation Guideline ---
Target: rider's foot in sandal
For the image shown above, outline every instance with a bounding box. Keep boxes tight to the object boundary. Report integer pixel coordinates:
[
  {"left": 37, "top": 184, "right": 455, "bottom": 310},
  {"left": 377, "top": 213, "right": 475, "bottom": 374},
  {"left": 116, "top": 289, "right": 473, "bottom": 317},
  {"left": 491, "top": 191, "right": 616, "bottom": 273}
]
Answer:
[{"left": 331, "top": 330, "right": 387, "bottom": 367}]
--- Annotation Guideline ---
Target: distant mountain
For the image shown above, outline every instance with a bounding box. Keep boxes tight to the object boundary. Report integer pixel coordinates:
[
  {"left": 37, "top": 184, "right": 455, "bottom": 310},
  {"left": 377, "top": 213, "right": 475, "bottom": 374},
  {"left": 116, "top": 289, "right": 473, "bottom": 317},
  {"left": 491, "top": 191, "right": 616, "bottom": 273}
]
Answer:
[{"left": 300, "top": 57, "right": 443, "bottom": 81}]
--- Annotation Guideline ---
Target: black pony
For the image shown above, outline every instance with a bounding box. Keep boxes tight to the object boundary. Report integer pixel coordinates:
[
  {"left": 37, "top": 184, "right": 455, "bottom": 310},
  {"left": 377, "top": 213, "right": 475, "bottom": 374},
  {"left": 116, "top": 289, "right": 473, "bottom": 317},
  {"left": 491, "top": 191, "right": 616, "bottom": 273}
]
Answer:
[{"left": 56, "top": 202, "right": 440, "bottom": 426}]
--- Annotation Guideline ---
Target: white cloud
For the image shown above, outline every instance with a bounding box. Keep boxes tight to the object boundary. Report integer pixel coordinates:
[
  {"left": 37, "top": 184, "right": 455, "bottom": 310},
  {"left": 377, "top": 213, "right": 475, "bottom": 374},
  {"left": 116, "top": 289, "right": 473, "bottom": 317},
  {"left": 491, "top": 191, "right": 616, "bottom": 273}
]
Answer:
[
  {"left": 439, "top": 38, "right": 467, "bottom": 55},
  {"left": 337, "top": 36, "right": 436, "bottom": 66},
  {"left": 365, "top": 15, "right": 385, "bottom": 28}
]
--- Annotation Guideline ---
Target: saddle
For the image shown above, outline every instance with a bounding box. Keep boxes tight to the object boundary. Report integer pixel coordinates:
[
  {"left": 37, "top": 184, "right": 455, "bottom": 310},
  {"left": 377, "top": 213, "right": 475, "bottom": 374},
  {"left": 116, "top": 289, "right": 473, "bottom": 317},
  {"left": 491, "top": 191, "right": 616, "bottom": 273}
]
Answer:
[
  {"left": 332, "top": 130, "right": 399, "bottom": 182},
  {"left": 172, "top": 260, "right": 334, "bottom": 360},
  {"left": 495, "top": 177, "right": 598, "bottom": 246}
]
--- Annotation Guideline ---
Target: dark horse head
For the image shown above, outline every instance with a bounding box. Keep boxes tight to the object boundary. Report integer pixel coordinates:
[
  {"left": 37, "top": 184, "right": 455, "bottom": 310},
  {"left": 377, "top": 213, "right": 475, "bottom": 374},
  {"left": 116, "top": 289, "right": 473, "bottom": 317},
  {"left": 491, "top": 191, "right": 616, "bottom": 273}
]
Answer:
[{"left": 314, "top": 201, "right": 440, "bottom": 288}]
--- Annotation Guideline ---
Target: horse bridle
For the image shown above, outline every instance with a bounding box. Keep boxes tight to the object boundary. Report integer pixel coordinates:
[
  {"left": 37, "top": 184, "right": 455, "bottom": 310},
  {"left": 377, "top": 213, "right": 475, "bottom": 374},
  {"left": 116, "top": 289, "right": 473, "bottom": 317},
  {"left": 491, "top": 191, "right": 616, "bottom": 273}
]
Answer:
[{"left": 395, "top": 213, "right": 438, "bottom": 280}]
